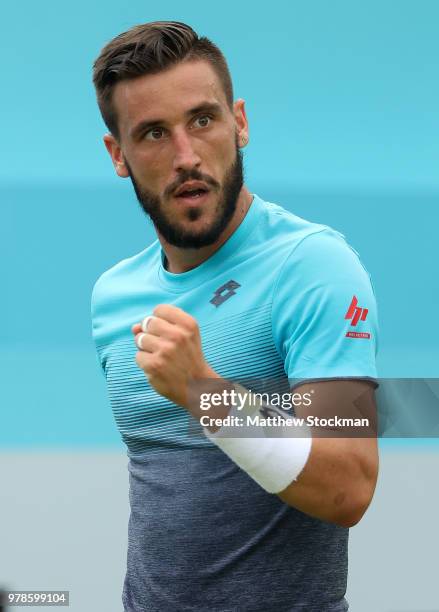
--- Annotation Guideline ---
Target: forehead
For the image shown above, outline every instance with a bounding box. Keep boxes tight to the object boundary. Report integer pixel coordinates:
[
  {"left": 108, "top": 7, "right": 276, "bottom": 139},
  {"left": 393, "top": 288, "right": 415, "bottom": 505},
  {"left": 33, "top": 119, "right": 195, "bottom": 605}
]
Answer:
[{"left": 113, "top": 59, "right": 229, "bottom": 135}]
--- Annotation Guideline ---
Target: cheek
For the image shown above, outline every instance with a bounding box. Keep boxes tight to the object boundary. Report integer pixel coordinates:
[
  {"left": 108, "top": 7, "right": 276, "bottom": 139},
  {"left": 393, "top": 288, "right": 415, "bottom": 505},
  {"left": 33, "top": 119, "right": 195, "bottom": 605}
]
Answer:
[
  {"left": 131, "top": 148, "right": 170, "bottom": 188},
  {"left": 207, "top": 134, "right": 236, "bottom": 176}
]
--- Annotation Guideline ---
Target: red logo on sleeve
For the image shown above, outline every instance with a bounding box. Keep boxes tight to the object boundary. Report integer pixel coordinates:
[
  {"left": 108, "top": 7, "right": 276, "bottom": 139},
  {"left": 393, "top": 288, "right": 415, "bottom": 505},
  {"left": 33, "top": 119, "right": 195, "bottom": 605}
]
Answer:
[{"left": 344, "top": 295, "right": 370, "bottom": 339}]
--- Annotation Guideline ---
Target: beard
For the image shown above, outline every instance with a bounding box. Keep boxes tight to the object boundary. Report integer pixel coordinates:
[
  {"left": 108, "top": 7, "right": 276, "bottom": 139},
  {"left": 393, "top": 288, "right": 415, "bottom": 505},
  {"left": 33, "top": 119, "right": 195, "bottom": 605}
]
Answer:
[{"left": 125, "top": 138, "right": 245, "bottom": 249}]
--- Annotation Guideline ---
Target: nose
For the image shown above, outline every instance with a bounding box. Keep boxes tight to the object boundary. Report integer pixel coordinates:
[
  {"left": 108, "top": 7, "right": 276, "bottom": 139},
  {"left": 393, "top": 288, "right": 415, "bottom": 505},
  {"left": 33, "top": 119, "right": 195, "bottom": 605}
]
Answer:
[{"left": 172, "top": 129, "right": 202, "bottom": 172}]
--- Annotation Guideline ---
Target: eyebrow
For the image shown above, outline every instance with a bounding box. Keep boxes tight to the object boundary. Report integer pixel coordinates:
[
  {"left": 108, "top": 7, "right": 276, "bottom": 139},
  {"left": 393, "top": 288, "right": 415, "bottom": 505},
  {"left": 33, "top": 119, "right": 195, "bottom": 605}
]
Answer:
[{"left": 130, "top": 102, "right": 223, "bottom": 139}]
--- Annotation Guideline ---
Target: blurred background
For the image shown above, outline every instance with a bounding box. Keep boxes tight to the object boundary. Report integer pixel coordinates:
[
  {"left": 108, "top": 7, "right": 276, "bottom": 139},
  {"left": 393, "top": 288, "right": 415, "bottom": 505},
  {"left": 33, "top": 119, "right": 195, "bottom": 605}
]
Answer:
[{"left": 1, "top": 1, "right": 438, "bottom": 610}]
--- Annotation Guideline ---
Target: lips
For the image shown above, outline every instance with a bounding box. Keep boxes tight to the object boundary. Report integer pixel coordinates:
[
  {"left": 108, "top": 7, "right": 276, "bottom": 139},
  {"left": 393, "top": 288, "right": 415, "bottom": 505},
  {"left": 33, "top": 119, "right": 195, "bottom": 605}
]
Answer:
[
  {"left": 174, "top": 190, "right": 210, "bottom": 205},
  {"left": 174, "top": 181, "right": 210, "bottom": 198}
]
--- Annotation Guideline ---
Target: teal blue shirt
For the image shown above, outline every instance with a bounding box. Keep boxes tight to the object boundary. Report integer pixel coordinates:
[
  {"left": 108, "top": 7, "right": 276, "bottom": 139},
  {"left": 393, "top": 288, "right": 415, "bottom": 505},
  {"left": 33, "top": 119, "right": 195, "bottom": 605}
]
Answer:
[
  {"left": 91, "top": 192, "right": 378, "bottom": 455},
  {"left": 91, "top": 193, "right": 378, "bottom": 611}
]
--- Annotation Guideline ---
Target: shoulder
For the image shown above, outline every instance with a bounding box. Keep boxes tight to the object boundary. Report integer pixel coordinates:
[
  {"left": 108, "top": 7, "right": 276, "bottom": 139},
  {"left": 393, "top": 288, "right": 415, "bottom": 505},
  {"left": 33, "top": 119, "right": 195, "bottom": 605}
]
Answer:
[
  {"left": 257, "top": 195, "right": 369, "bottom": 283},
  {"left": 260, "top": 196, "right": 331, "bottom": 249},
  {"left": 282, "top": 226, "right": 371, "bottom": 285},
  {"left": 91, "top": 240, "right": 160, "bottom": 308}
]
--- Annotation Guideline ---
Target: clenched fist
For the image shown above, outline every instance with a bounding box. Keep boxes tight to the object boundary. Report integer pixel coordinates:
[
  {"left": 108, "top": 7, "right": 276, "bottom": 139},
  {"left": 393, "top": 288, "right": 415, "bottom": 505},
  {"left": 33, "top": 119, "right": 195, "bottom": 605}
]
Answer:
[{"left": 132, "top": 304, "right": 220, "bottom": 409}]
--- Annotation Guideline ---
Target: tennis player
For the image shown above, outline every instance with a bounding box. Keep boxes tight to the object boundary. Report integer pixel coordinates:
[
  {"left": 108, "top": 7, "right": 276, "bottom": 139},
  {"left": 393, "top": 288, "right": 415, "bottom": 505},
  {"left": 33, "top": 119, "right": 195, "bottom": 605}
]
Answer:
[{"left": 91, "top": 21, "right": 379, "bottom": 612}]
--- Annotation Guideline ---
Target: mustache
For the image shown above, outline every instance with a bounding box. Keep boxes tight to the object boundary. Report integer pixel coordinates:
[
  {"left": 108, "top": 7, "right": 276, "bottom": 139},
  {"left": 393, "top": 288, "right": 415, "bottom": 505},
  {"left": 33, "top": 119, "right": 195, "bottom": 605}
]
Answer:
[{"left": 164, "top": 171, "right": 219, "bottom": 198}]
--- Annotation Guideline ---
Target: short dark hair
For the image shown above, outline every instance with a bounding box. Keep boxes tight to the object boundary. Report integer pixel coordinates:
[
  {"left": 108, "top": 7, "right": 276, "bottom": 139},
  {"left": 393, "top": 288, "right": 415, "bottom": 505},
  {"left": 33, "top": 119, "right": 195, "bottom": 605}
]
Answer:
[{"left": 92, "top": 21, "right": 234, "bottom": 140}]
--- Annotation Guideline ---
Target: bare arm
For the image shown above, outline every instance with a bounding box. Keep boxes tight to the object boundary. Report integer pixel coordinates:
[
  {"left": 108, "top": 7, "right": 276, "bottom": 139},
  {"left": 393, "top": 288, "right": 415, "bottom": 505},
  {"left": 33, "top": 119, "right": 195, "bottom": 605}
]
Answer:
[{"left": 277, "top": 380, "right": 379, "bottom": 527}]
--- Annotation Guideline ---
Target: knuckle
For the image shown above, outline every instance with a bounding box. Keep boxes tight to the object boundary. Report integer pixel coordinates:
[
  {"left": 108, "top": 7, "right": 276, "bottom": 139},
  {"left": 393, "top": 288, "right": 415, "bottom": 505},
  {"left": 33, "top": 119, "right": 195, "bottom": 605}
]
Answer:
[
  {"left": 149, "top": 358, "right": 164, "bottom": 374},
  {"left": 187, "top": 318, "right": 198, "bottom": 333},
  {"left": 183, "top": 328, "right": 194, "bottom": 342},
  {"left": 174, "top": 328, "right": 191, "bottom": 345},
  {"left": 176, "top": 327, "right": 189, "bottom": 340},
  {"left": 153, "top": 303, "right": 167, "bottom": 316},
  {"left": 159, "top": 343, "right": 173, "bottom": 358}
]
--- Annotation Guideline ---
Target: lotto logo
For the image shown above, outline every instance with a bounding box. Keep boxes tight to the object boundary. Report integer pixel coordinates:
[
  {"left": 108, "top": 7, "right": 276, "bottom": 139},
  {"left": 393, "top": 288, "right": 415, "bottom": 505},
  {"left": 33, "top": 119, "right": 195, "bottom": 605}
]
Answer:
[{"left": 210, "top": 280, "right": 241, "bottom": 307}]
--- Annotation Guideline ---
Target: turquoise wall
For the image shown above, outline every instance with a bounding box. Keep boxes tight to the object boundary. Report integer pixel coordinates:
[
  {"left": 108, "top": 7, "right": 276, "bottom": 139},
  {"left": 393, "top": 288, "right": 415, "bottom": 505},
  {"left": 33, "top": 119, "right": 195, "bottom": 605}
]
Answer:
[{"left": 2, "top": 1, "right": 438, "bottom": 446}]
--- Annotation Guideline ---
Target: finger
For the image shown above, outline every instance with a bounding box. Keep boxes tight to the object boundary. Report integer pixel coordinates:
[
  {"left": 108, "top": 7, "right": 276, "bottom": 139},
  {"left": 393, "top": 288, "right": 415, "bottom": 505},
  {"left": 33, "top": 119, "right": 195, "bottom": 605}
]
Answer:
[
  {"left": 135, "top": 350, "right": 166, "bottom": 377},
  {"left": 135, "top": 332, "right": 146, "bottom": 351},
  {"left": 141, "top": 315, "right": 155, "bottom": 332},
  {"left": 131, "top": 316, "right": 157, "bottom": 337},
  {"left": 132, "top": 323, "right": 142, "bottom": 335},
  {"left": 135, "top": 349, "right": 155, "bottom": 373},
  {"left": 144, "top": 314, "right": 181, "bottom": 340},
  {"left": 153, "top": 304, "right": 196, "bottom": 330},
  {"left": 135, "top": 332, "right": 162, "bottom": 352}
]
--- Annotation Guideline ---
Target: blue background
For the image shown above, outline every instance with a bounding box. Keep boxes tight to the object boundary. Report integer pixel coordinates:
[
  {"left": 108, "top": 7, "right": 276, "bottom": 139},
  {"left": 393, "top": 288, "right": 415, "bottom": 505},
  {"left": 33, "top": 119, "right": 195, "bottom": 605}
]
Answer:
[{"left": 2, "top": 0, "right": 438, "bottom": 447}]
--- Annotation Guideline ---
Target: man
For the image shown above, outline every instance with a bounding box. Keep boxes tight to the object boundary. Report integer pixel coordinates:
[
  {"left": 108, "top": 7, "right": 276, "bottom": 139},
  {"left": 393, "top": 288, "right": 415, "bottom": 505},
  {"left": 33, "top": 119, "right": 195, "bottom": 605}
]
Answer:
[{"left": 91, "top": 21, "right": 379, "bottom": 611}]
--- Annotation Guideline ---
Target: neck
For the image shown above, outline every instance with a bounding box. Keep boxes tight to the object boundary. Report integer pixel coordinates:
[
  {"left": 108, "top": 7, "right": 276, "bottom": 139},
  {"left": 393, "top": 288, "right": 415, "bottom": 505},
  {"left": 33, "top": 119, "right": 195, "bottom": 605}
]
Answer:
[{"left": 158, "top": 186, "right": 254, "bottom": 274}]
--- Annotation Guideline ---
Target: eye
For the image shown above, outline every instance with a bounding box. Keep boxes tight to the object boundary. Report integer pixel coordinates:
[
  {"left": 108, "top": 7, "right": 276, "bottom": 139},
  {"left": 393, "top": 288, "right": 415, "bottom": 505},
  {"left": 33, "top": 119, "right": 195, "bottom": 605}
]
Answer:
[
  {"left": 145, "top": 127, "right": 165, "bottom": 141},
  {"left": 194, "top": 115, "right": 212, "bottom": 128}
]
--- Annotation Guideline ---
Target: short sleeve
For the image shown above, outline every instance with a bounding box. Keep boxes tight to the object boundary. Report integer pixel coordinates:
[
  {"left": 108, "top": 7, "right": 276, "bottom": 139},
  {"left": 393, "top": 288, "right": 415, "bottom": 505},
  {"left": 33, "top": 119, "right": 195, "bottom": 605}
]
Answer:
[{"left": 271, "top": 229, "right": 379, "bottom": 387}]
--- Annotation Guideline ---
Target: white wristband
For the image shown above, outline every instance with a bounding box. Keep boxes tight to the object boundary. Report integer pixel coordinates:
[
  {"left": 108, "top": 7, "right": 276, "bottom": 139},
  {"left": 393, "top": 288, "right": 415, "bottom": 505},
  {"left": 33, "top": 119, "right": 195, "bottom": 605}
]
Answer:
[{"left": 203, "top": 384, "right": 312, "bottom": 494}]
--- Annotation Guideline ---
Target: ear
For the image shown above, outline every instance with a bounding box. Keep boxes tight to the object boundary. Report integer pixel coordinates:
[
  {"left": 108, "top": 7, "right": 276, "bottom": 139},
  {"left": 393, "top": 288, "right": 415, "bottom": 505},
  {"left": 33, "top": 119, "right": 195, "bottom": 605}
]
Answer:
[
  {"left": 103, "top": 133, "right": 130, "bottom": 178},
  {"left": 233, "top": 98, "right": 249, "bottom": 148}
]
